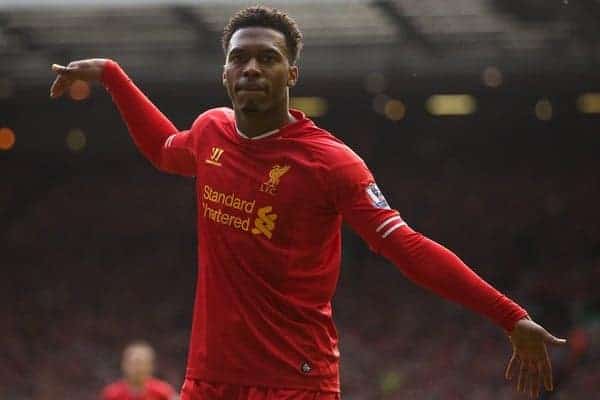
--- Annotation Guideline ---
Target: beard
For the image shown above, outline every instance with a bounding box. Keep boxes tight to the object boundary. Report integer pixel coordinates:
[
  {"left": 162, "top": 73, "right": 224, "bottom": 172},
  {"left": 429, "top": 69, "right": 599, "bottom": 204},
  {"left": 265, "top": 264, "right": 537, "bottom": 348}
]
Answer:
[
  {"left": 239, "top": 98, "right": 266, "bottom": 113},
  {"left": 241, "top": 104, "right": 260, "bottom": 112}
]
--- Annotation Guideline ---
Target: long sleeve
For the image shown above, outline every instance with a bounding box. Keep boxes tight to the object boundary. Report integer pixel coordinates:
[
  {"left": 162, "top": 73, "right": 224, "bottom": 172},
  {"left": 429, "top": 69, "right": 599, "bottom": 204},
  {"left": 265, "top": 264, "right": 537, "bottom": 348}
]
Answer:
[
  {"left": 327, "top": 143, "right": 528, "bottom": 332},
  {"left": 377, "top": 225, "right": 528, "bottom": 331},
  {"left": 101, "top": 60, "right": 197, "bottom": 176}
]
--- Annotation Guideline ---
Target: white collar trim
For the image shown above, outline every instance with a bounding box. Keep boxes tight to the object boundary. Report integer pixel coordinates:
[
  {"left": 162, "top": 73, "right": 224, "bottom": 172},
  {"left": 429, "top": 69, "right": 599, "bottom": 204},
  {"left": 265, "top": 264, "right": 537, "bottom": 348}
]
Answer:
[{"left": 236, "top": 125, "right": 280, "bottom": 140}]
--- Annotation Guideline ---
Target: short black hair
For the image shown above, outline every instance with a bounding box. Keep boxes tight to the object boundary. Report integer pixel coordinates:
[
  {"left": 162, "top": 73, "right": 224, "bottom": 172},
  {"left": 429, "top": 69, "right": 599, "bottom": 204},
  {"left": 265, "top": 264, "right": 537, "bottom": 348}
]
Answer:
[{"left": 222, "top": 6, "right": 304, "bottom": 65}]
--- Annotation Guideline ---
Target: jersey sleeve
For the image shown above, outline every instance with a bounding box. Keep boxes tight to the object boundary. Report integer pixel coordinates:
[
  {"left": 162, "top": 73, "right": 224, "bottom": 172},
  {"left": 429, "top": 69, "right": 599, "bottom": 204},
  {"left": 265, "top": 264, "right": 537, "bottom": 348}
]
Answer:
[
  {"left": 379, "top": 225, "right": 528, "bottom": 331},
  {"left": 101, "top": 60, "right": 197, "bottom": 176},
  {"left": 328, "top": 145, "right": 528, "bottom": 331},
  {"left": 326, "top": 146, "right": 403, "bottom": 253}
]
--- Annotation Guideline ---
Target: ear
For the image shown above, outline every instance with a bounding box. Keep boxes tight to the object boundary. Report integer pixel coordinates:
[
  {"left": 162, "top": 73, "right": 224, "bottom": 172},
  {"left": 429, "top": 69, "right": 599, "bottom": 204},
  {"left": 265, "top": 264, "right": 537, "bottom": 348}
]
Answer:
[
  {"left": 222, "top": 68, "right": 227, "bottom": 87},
  {"left": 287, "top": 65, "right": 299, "bottom": 87}
]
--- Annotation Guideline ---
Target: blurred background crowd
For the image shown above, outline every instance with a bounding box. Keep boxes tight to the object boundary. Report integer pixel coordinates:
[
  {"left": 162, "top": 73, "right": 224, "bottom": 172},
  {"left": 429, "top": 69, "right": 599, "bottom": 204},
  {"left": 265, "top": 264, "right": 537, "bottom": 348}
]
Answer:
[{"left": 1, "top": 1, "right": 599, "bottom": 399}]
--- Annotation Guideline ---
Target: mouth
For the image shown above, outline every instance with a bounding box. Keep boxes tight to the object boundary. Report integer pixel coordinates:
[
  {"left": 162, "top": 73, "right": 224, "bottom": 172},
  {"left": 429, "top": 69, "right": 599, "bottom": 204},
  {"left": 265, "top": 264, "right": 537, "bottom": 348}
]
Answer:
[
  {"left": 238, "top": 88, "right": 266, "bottom": 93},
  {"left": 236, "top": 82, "right": 267, "bottom": 92}
]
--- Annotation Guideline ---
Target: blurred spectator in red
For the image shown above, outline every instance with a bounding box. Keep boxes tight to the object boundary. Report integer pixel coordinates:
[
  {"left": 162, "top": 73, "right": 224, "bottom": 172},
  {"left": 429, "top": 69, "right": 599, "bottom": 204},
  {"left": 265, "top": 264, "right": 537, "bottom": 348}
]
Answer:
[{"left": 101, "top": 341, "right": 176, "bottom": 400}]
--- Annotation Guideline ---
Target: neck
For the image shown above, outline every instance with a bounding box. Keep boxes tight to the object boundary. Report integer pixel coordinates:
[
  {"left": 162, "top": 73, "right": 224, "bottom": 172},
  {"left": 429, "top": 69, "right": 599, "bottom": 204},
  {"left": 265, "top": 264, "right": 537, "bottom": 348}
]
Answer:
[
  {"left": 126, "top": 377, "right": 146, "bottom": 391},
  {"left": 235, "top": 101, "right": 295, "bottom": 138}
]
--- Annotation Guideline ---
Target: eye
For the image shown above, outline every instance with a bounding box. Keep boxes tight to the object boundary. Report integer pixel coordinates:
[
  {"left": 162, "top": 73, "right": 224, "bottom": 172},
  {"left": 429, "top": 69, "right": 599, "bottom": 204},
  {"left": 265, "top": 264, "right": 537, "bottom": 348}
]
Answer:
[
  {"left": 260, "top": 53, "right": 276, "bottom": 63},
  {"left": 228, "top": 53, "right": 243, "bottom": 63}
]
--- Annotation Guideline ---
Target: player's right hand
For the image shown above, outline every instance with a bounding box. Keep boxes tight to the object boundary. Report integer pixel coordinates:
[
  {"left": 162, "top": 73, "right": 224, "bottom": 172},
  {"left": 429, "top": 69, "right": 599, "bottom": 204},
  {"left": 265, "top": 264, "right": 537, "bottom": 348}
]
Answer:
[{"left": 49, "top": 59, "right": 109, "bottom": 99}]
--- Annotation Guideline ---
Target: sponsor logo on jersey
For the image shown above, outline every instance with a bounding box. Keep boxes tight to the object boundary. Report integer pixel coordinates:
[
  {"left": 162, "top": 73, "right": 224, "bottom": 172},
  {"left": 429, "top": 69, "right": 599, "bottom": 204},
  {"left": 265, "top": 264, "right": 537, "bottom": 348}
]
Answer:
[
  {"left": 201, "top": 184, "right": 277, "bottom": 239},
  {"left": 251, "top": 206, "right": 277, "bottom": 239},
  {"left": 366, "top": 182, "right": 390, "bottom": 209},
  {"left": 205, "top": 147, "right": 224, "bottom": 166},
  {"left": 203, "top": 185, "right": 255, "bottom": 213},
  {"left": 260, "top": 164, "right": 291, "bottom": 195}
]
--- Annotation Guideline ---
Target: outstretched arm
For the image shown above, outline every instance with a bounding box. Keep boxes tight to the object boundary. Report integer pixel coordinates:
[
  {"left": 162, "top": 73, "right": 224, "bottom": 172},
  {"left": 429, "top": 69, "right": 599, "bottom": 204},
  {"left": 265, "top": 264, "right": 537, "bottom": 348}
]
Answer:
[
  {"left": 370, "top": 222, "right": 566, "bottom": 399},
  {"left": 327, "top": 147, "right": 565, "bottom": 399},
  {"left": 50, "top": 59, "right": 197, "bottom": 175},
  {"left": 377, "top": 224, "right": 527, "bottom": 329},
  {"left": 377, "top": 224, "right": 568, "bottom": 398}
]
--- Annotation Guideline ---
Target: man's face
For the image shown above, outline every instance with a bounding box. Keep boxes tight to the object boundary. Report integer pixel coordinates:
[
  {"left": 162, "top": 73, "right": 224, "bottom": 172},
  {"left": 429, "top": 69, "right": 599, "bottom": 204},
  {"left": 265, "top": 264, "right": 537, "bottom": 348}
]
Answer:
[
  {"left": 121, "top": 345, "right": 154, "bottom": 383},
  {"left": 223, "top": 27, "right": 298, "bottom": 113}
]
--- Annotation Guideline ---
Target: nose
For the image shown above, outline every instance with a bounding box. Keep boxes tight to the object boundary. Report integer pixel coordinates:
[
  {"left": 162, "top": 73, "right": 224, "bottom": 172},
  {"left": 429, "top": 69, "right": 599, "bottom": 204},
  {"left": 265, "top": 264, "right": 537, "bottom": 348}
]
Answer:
[{"left": 242, "top": 57, "right": 261, "bottom": 77}]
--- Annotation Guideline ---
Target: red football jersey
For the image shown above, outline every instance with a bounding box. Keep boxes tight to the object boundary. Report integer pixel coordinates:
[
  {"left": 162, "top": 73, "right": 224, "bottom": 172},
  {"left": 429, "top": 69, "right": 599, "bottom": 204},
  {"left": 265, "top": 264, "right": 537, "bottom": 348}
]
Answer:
[
  {"left": 162, "top": 107, "right": 399, "bottom": 392},
  {"left": 101, "top": 60, "right": 527, "bottom": 394},
  {"left": 101, "top": 378, "right": 175, "bottom": 400}
]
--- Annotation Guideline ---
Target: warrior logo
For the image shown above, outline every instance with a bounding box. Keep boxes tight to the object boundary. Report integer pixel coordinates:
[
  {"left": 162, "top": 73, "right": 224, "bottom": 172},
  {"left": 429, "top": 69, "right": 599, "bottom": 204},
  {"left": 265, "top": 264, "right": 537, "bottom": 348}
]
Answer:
[
  {"left": 260, "top": 164, "right": 291, "bottom": 195},
  {"left": 205, "top": 147, "right": 224, "bottom": 167}
]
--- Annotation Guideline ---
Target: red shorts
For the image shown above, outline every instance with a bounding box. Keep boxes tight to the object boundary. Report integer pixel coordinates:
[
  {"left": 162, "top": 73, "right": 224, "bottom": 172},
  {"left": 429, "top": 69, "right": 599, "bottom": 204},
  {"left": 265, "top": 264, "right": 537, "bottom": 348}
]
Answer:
[{"left": 180, "top": 379, "right": 340, "bottom": 400}]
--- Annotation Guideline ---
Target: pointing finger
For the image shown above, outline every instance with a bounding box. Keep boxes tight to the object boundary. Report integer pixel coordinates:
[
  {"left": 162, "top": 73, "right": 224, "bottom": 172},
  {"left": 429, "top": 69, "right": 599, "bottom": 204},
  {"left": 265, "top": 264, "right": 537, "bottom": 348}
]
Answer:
[
  {"left": 51, "top": 63, "right": 76, "bottom": 75},
  {"left": 52, "top": 63, "right": 67, "bottom": 73}
]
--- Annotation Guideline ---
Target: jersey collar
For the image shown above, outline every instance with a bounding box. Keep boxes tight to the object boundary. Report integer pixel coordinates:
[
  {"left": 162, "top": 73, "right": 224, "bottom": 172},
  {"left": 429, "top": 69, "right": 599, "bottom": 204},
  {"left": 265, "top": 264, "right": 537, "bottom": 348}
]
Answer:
[
  {"left": 236, "top": 126, "right": 280, "bottom": 140},
  {"left": 230, "top": 109, "right": 311, "bottom": 143}
]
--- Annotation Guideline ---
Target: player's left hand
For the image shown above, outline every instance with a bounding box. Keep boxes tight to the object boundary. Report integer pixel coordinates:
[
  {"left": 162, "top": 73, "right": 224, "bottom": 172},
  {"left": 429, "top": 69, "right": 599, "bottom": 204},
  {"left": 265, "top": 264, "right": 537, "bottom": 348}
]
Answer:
[{"left": 505, "top": 316, "right": 567, "bottom": 399}]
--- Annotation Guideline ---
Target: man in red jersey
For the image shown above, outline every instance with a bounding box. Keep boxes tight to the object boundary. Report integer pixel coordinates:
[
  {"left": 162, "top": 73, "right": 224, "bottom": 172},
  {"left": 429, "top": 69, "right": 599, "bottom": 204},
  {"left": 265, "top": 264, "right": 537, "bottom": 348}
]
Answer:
[
  {"left": 101, "top": 341, "right": 175, "bottom": 400},
  {"left": 50, "top": 6, "right": 565, "bottom": 400}
]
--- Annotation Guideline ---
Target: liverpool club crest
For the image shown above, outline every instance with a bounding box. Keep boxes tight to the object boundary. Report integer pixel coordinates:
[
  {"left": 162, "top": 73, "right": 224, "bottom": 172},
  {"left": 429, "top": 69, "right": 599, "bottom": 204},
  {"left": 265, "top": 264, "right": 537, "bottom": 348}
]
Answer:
[{"left": 260, "top": 164, "right": 291, "bottom": 195}]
